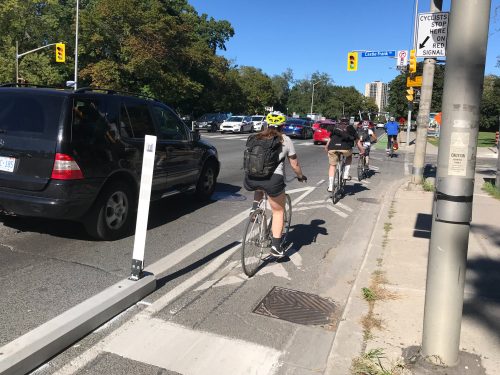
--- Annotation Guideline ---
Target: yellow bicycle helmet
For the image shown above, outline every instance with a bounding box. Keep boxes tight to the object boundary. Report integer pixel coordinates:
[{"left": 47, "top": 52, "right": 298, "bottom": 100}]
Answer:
[{"left": 266, "top": 112, "right": 286, "bottom": 127}]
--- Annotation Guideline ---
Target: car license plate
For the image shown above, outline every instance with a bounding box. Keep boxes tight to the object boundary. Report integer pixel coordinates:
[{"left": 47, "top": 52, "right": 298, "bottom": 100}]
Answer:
[{"left": 0, "top": 156, "right": 16, "bottom": 172}]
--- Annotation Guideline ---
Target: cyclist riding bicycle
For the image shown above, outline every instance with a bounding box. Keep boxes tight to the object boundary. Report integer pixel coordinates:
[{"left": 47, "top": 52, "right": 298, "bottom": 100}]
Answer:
[
  {"left": 325, "top": 118, "right": 364, "bottom": 192},
  {"left": 358, "top": 121, "right": 377, "bottom": 169},
  {"left": 243, "top": 115, "right": 307, "bottom": 258},
  {"left": 384, "top": 117, "right": 400, "bottom": 155}
]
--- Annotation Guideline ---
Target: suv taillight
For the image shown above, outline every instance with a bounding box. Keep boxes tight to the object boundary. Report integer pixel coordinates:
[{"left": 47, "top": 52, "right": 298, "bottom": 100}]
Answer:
[{"left": 51, "top": 153, "right": 84, "bottom": 180}]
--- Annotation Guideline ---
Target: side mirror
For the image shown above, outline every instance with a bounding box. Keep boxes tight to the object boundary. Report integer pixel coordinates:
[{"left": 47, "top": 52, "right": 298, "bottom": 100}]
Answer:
[{"left": 192, "top": 129, "right": 201, "bottom": 142}]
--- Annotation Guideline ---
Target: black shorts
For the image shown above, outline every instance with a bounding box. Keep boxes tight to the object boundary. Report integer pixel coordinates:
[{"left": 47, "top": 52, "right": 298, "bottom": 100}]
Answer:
[{"left": 244, "top": 174, "right": 286, "bottom": 197}]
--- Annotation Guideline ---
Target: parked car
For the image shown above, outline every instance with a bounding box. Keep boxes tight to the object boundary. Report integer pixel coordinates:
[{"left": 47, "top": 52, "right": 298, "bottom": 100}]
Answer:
[
  {"left": 282, "top": 118, "right": 314, "bottom": 139},
  {"left": 357, "top": 120, "right": 375, "bottom": 130},
  {"left": 220, "top": 115, "right": 253, "bottom": 133},
  {"left": 251, "top": 115, "right": 266, "bottom": 131},
  {"left": 193, "top": 112, "right": 230, "bottom": 132},
  {"left": 376, "top": 123, "right": 385, "bottom": 129},
  {"left": 313, "top": 120, "right": 335, "bottom": 145},
  {"left": 0, "top": 86, "right": 220, "bottom": 240}
]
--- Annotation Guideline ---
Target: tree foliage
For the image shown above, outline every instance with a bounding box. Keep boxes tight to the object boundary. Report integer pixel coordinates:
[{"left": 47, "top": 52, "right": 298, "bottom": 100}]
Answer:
[{"left": 480, "top": 75, "right": 500, "bottom": 129}]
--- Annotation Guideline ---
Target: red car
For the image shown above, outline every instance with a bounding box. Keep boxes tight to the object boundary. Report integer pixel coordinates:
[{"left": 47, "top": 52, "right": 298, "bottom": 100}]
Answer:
[{"left": 313, "top": 120, "right": 336, "bottom": 145}]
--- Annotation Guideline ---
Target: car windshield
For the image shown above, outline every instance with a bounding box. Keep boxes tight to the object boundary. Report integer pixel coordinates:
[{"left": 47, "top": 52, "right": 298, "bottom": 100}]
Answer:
[
  {"left": 228, "top": 116, "right": 243, "bottom": 122},
  {"left": 198, "top": 113, "right": 218, "bottom": 121},
  {"left": 287, "top": 119, "right": 305, "bottom": 125},
  {"left": 251, "top": 116, "right": 264, "bottom": 121}
]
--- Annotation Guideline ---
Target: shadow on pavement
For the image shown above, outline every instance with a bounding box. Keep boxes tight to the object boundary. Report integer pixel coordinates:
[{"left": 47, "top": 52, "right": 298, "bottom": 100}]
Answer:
[
  {"left": 464, "top": 256, "right": 500, "bottom": 346},
  {"left": 283, "top": 219, "right": 328, "bottom": 258},
  {"left": 345, "top": 182, "right": 370, "bottom": 196},
  {"left": 413, "top": 213, "right": 432, "bottom": 239}
]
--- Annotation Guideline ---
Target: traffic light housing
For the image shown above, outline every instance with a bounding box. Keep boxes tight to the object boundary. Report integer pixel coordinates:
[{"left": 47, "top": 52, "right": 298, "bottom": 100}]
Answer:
[
  {"left": 406, "top": 87, "right": 414, "bottom": 102},
  {"left": 347, "top": 52, "right": 358, "bottom": 72},
  {"left": 409, "top": 49, "right": 416, "bottom": 73},
  {"left": 55, "top": 43, "right": 65, "bottom": 63}
]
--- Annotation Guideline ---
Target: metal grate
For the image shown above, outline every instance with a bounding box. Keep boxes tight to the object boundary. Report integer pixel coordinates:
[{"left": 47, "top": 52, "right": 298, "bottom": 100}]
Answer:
[
  {"left": 253, "top": 286, "right": 338, "bottom": 326},
  {"left": 357, "top": 197, "right": 381, "bottom": 204}
]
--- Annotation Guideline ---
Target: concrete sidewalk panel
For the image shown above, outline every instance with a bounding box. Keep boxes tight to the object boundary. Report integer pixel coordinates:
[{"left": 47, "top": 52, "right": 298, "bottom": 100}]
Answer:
[{"left": 0, "top": 275, "right": 156, "bottom": 375}]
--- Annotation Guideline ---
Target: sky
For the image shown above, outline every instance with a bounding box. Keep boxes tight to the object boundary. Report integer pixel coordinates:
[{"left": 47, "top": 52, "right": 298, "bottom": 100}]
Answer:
[{"left": 188, "top": 0, "right": 500, "bottom": 93}]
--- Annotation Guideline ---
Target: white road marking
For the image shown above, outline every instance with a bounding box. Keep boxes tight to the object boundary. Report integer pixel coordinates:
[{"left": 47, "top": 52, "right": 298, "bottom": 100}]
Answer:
[
  {"left": 369, "top": 165, "right": 380, "bottom": 171},
  {"left": 335, "top": 202, "right": 353, "bottom": 212},
  {"left": 316, "top": 179, "right": 325, "bottom": 186},
  {"left": 297, "top": 200, "right": 329, "bottom": 205},
  {"left": 105, "top": 319, "right": 282, "bottom": 375},
  {"left": 295, "top": 205, "right": 327, "bottom": 212},
  {"left": 289, "top": 252, "right": 303, "bottom": 268},
  {"left": 326, "top": 205, "right": 349, "bottom": 218}
]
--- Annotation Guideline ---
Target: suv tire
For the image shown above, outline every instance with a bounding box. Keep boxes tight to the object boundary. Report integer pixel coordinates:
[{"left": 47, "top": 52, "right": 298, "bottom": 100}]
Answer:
[
  {"left": 195, "top": 161, "right": 217, "bottom": 201},
  {"left": 84, "top": 181, "right": 135, "bottom": 240}
]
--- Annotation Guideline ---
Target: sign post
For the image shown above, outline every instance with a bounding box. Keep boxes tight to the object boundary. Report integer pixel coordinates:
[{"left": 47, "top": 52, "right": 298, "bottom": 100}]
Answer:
[{"left": 130, "top": 135, "right": 157, "bottom": 281}]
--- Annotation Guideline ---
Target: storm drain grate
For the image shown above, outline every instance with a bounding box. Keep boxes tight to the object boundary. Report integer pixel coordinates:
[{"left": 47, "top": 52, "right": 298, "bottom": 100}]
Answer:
[
  {"left": 357, "top": 197, "right": 381, "bottom": 204},
  {"left": 253, "top": 286, "right": 338, "bottom": 326}
]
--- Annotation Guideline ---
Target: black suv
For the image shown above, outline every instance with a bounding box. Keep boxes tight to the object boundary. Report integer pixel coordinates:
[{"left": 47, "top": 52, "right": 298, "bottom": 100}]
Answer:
[
  {"left": 0, "top": 86, "right": 220, "bottom": 240},
  {"left": 193, "top": 112, "right": 231, "bottom": 132}
]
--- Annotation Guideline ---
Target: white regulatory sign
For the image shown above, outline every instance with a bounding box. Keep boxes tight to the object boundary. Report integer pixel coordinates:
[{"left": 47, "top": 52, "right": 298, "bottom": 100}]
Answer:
[
  {"left": 396, "top": 50, "right": 408, "bottom": 69},
  {"left": 416, "top": 12, "right": 449, "bottom": 58}
]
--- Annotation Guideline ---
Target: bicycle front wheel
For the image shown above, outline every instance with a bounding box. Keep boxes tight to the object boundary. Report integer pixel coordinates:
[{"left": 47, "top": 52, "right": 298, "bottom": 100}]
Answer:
[
  {"left": 242, "top": 210, "right": 267, "bottom": 277},
  {"left": 332, "top": 164, "right": 341, "bottom": 204},
  {"left": 282, "top": 194, "right": 292, "bottom": 244}
]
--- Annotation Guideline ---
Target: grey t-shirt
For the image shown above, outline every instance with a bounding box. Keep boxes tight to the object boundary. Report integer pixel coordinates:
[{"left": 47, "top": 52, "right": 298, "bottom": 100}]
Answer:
[{"left": 274, "top": 134, "right": 296, "bottom": 177}]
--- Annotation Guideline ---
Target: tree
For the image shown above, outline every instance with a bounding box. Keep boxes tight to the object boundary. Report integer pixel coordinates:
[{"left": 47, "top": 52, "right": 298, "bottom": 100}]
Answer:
[
  {"left": 236, "top": 66, "right": 275, "bottom": 114},
  {"left": 480, "top": 75, "right": 500, "bottom": 130},
  {"left": 271, "top": 68, "right": 293, "bottom": 113}
]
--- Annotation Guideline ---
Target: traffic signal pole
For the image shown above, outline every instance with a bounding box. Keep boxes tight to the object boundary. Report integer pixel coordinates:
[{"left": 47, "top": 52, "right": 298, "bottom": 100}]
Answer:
[
  {"left": 411, "top": 0, "right": 443, "bottom": 185},
  {"left": 421, "top": 0, "right": 491, "bottom": 366}
]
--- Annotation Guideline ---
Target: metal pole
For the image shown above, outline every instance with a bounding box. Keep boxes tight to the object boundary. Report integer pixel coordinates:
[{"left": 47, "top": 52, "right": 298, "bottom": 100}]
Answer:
[
  {"left": 406, "top": 107, "right": 412, "bottom": 146},
  {"left": 421, "top": 0, "right": 491, "bottom": 366},
  {"left": 15, "top": 41, "right": 19, "bottom": 83},
  {"left": 411, "top": 0, "right": 443, "bottom": 184},
  {"left": 74, "top": 0, "right": 79, "bottom": 90},
  {"left": 496, "top": 116, "right": 500, "bottom": 189},
  {"left": 310, "top": 83, "right": 315, "bottom": 116}
]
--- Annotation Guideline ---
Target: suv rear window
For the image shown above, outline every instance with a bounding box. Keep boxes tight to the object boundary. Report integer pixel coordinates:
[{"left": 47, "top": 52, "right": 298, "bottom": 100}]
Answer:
[
  {"left": 0, "top": 93, "right": 64, "bottom": 140},
  {"left": 120, "top": 101, "right": 156, "bottom": 139},
  {"left": 71, "top": 98, "right": 109, "bottom": 144}
]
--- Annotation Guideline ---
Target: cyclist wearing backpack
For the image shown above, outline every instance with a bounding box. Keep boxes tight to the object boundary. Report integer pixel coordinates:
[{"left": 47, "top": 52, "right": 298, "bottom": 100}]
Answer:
[
  {"left": 243, "top": 118, "right": 307, "bottom": 257},
  {"left": 358, "top": 121, "right": 377, "bottom": 168},
  {"left": 325, "top": 118, "right": 364, "bottom": 192}
]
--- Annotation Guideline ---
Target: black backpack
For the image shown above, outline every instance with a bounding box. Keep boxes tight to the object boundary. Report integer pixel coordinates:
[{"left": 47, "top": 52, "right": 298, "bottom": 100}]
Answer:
[
  {"left": 359, "top": 128, "right": 370, "bottom": 142},
  {"left": 244, "top": 135, "right": 283, "bottom": 179}
]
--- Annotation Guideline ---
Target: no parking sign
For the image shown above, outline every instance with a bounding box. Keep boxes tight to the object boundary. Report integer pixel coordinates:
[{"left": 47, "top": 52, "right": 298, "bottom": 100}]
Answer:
[{"left": 397, "top": 50, "right": 408, "bottom": 69}]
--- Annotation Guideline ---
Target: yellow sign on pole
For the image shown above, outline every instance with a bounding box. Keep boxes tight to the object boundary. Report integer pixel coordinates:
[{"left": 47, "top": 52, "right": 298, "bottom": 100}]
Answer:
[{"left": 407, "top": 76, "right": 422, "bottom": 87}]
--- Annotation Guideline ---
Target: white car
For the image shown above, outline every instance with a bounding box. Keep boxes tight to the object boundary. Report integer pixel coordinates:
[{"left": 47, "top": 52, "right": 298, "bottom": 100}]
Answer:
[
  {"left": 376, "top": 123, "right": 385, "bottom": 129},
  {"left": 251, "top": 115, "right": 266, "bottom": 131},
  {"left": 220, "top": 115, "right": 254, "bottom": 133}
]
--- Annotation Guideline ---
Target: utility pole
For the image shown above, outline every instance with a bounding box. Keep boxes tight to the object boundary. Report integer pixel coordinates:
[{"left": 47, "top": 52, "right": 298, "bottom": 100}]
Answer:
[
  {"left": 74, "top": 0, "right": 79, "bottom": 90},
  {"left": 496, "top": 116, "right": 500, "bottom": 189},
  {"left": 411, "top": 0, "right": 443, "bottom": 185},
  {"left": 421, "top": 0, "right": 491, "bottom": 366}
]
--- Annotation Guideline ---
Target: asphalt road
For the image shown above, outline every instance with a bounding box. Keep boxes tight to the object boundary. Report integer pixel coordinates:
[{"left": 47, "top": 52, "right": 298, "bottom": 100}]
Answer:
[{"left": 1, "top": 130, "right": 497, "bottom": 374}]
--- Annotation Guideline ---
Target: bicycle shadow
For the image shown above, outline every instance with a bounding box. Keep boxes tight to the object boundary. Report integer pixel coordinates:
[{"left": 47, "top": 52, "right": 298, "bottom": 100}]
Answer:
[
  {"left": 275, "top": 219, "right": 328, "bottom": 263},
  {"left": 344, "top": 182, "right": 370, "bottom": 196}
]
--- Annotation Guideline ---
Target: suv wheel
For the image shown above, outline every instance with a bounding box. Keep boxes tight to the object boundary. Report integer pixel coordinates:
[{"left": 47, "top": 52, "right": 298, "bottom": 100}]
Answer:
[
  {"left": 84, "top": 181, "right": 135, "bottom": 240},
  {"left": 195, "top": 161, "right": 217, "bottom": 200}
]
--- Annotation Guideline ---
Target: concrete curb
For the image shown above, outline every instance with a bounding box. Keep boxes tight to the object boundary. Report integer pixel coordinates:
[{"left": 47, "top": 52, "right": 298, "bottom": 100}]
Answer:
[{"left": 0, "top": 275, "right": 156, "bottom": 375}]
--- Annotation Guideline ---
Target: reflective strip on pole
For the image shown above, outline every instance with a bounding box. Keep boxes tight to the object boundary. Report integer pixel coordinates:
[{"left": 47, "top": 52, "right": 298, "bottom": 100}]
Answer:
[{"left": 130, "top": 135, "right": 157, "bottom": 281}]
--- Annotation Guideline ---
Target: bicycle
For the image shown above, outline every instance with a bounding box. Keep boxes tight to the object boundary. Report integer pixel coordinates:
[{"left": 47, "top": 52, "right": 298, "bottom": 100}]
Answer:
[
  {"left": 241, "top": 192, "right": 292, "bottom": 277},
  {"left": 387, "top": 135, "right": 398, "bottom": 158},
  {"left": 332, "top": 152, "right": 347, "bottom": 204}
]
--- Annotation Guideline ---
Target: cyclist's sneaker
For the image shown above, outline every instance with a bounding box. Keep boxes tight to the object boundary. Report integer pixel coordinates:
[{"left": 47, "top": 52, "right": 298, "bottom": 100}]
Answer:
[
  {"left": 343, "top": 175, "right": 352, "bottom": 181},
  {"left": 270, "top": 245, "right": 285, "bottom": 258},
  {"left": 327, "top": 186, "right": 333, "bottom": 192}
]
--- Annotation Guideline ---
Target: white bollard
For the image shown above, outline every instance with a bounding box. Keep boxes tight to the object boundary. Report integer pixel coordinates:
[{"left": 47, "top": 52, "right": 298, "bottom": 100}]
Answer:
[{"left": 130, "top": 135, "right": 157, "bottom": 281}]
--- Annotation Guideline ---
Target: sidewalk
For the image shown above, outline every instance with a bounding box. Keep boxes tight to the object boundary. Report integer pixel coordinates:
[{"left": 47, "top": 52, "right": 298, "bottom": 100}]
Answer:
[{"left": 328, "top": 173, "right": 500, "bottom": 374}]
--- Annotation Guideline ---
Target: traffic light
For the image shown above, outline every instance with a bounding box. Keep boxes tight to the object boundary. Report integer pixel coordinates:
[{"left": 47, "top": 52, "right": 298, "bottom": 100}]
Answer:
[
  {"left": 55, "top": 43, "right": 65, "bottom": 63},
  {"left": 347, "top": 52, "right": 358, "bottom": 72},
  {"left": 409, "top": 49, "right": 416, "bottom": 73},
  {"left": 406, "top": 87, "right": 414, "bottom": 102}
]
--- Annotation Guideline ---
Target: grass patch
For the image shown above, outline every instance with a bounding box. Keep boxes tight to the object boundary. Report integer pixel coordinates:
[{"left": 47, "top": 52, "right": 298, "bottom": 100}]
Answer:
[
  {"left": 427, "top": 131, "right": 497, "bottom": 148},
  {"left": 422, "top": 179, "right": 435, "bottom": 192},
  {"left": 351, "top": 348, "right": 409, "bottom": 375},
  {"left": 384, "top": 222, "right": 392, "bottom": 233},
  {"left": 427, "top": 137, "right": 439, "bottom": 147},
  {"left": 362, "top": 287, "right": 378, "bottom": 302},
  {"left": 483, "top": 182, "right": 500, "bottom": 200}
]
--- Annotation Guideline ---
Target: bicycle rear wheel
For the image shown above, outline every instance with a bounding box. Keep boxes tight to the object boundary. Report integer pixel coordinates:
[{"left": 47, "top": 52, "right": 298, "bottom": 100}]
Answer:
[
  {"left": 282, "top": 194, "right": 292, "bottom": 244},
  {"left": 332, "top": 162, "right": 342, "bottom": 204},
  {"left": 242, "top": 210, "right": 267, "bottom": 277},
  {"left": 357, "top": 155, "right": 364, "bottom": 181}
]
